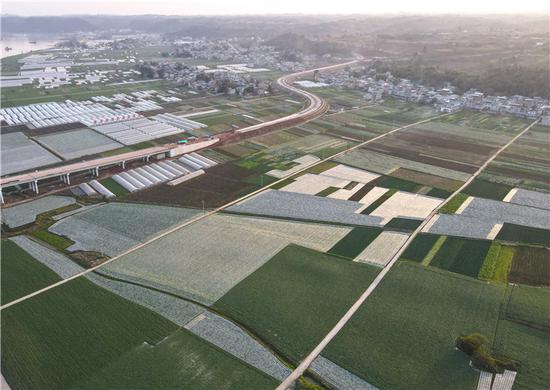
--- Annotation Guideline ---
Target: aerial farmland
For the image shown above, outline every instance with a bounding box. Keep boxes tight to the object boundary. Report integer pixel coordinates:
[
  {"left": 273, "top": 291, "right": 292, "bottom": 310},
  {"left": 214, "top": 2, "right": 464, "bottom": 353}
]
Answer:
[{"left": 1, "top": 14, "right": 550, "bottom": 390}]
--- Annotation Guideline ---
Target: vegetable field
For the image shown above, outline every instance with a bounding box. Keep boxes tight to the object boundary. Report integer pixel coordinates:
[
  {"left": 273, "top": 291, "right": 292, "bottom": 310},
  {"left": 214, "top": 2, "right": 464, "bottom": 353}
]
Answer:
[
  {"left": 508, "top": 246, "right": 550, "bottom": 287},
  {"left": 430, "top": 237, "right": 491, "bottom": 277}
]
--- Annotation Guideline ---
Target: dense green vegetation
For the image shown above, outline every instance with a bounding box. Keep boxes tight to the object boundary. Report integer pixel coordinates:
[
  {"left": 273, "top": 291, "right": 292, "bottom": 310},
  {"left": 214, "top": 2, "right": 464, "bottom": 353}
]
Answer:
[
  {"left": 0, "top": 240, "right": 61, "bottom": 305},
  {"left": 496, "top": 223, "right": 550, "bottom": 247},
  {"left": 30, "top": 228, "right": 73, "bottom": 250},
  {"left": 1, "top": 276, "right": 276, "bottom": 389},
  {"left": 374, "top": 176, "right": 421, "bottom": 193},
  {"left": 456, "top": 333, "right": 518, "bottom": 373},
  {"left": 439, "top": 193, "right": 469, "bottom": 214},
  {"left": 328, "top": 227, "right": 382, "bottom": 259},
  {"left": 214, "top": 244, "right": 380, "bottom": 363},
  {"left": 315, "top": 186, "right": 339, "bottom": 197},
  {"left": 324, "top": 262, "right": 506, "bottom": 389},
  {"left": 384, "top": 217, "right": 422, "bottom": 231},
  {"left": 463, "top": 179, "right": 513, "bottom": 201},
  {"left": 478, "top": 242, "right": 514, "bottom": 283},
  {"left": 430, "top": 237, "right": 491, "bottom": 277},
  {"left": 400, "top": 233, "right": 441, "bottom": 262}
]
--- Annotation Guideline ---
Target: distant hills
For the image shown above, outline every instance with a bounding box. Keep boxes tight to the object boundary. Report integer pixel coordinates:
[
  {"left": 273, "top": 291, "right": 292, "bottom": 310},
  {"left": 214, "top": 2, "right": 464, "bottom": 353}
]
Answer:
[{"left": 2, "top": 16, "right": 97, "bottom": 33}]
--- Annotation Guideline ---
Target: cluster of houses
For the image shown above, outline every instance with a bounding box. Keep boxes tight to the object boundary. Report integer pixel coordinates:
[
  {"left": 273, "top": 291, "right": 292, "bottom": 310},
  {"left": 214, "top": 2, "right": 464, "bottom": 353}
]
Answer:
[{"left": 319, "top": 70, "right": 550, "bottom": 123}]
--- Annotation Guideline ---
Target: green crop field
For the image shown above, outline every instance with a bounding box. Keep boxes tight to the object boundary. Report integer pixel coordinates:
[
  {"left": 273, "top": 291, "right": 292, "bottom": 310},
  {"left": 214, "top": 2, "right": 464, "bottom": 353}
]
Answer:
[
  {"left": 1, "top": 240, "right": 61, "bottom": 305},
  {"left": 384, "top": 217, "right": 423, "bottom": 231},
  {"left": 323, "top": 262, "right": 506, "bottom": 390},
  {"left": 478, "top": 242, "right": 514, "bottom": 283},
  {"left": 328, "top": 226, "right": 382, "bottom": 258},
  {"left": 100, "top": 177, "right": 130, "bottom": 197},
  {"left": 496, "top": 223, "right": 550, "bottom": 247},
  {"left": 213, "top": 244, "right": 380, "bottom": 363},
  {"left": 463, "top": 178, "right": 513, "bottom": 200},
  {"left": 400, "top": 233, "right": 441, "bottom": 262},
  {"left": 508, "top": 246, "right": 550, "bottom": 287},
  {"left": 439, "top": 193, "right": 469, "bottom": 214},
  {"left": 505, "top": 285, "right": 550, "bottom": 328},
  {"left": 1, "top": 276, "right": 276, "bottom": 390},
  {"left": 430, "top": 237, "right": 492, "bottom": 277}
]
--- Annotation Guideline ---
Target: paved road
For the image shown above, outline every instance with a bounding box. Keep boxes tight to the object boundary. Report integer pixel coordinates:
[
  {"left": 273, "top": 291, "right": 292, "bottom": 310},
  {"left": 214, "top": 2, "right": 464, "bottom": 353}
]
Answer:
[{"left": 275, "top": 116, "right": 541, "bottom": 390}]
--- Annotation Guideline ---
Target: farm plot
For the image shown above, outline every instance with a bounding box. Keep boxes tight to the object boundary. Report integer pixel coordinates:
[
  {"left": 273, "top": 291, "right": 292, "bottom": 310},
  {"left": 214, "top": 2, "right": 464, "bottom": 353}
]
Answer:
[
  {"left": 34, "top": 128, "right": 122, "bottom": 160},
  {"left": 185, "top": 311, "right": 291, "bottom": 381},
  {"left": 323, "top": 262, "right": 506, "bottom": 390},
  {"left": 1, "top": 239, "right": 61, "bottom": 305},
  {"left": 508, "top": 246, "right": 550, "bottom": 287},
  {"left": 429, "top": 237, "right": 492, "bottom": 277},
  {"left": 320, "top": 164, "right": 380, "bottom": 184},
  {"left": 50, "top": 202, "right": 200, "bottom": 256},
  {"left": 504, "top": 187, "right": 550, "bottom": 210},
  {"left": 389, "top": 167, "right": 463, "bottom": 192},
  {"left": 125, "top": 162, "right": 259, "bottom": 209},
  {"left": 334, "top": 148, "right": 470, "bottom": 181},
  {"left": 310, "top": 355, "right": 378, "bottom": 390},
  {"left": 400, "top": 233, "right": 441, "bottom": 262},
  {"left": 368, "top": 191, "right": 443, "bottom": 224},
  {"left": 328, "top": 226, "right": 382, "bottom": 259},
  {"left": 478, "top": 242, "right": 515, "bottom": 283},
  {"left": 280, "top": 173, "right": 348, "bottom": 195},
  {"left": 1, "top": 195, "right": 76, "bottom": 228},
  {"left": 101, "top": 214, "right": 351, "bottom": 305},
  {"left": 213, "top": 244, "right": 380, "bottom": 363},
  {"left": 463, "top": 178, "right": 514, "bottom": 200},
  {"left": 496, "top": 223, "right": 550, "bottom": 247},
  {"left": 228, "top": 190, "right": 383, "bottom": 227},
  {"left": 1, "top": 276, "right": 276, "bottom": 390},
  {"left": 494, "top": 285, "right": 550, "bottom": 390},
  {"left": 1, "top": 132, "right": 61, "bottom": 175},
  {"left": 9, "top": 235, "right": 83, "bottom": 278},
  {"left": 355, "top": 231, "right": 410, "bottom": 267}
]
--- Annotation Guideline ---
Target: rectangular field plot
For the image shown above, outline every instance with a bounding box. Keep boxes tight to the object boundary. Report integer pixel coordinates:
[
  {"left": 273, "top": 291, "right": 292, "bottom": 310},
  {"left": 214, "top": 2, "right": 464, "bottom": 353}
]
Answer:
[
  {"left": 213, "top": 244, "right": 380, "bottom": 363},
  {"left": 400, "top": 233, "right": 441, "bottom": 262},
  {"left": 328, "top": 226, "right": 382, "bottom": 259},
  {"left": 1, "top": 239, "right": 61, "bottom": 305},
  {"left": 49, "top": 202, "right": 200, "bottom": 256},
  {"left": 430, "top": 237, "right": 492, "bottom": 277},
  {"left": 34, "top": 128, "right": 122, "bottom": 160},
  {"left": 1, "top": 132, "right": 61, "bottom": 175},
  {"left": 1, "top": 195, "right": 76, "bottom": 228},
  {"left": 323, "top": 262, "right": 506, "bottom": 390},
  {"left": 368, "top": 191, "right": 443, "bottom": 224},
  {"left": 1, "top": 276, "right": 276, "bottom": 390},
  {"left": 477, "top": 242, "right": 514, "bottom": 283},
  {"left": 355, "top": 231, "right": 410, "bottom": 267},
  {"left": 101, "top": 214, "right": 351, "bottom": 304},
  {"left": 334, "top": 148, "right": 470, "bottom": 181},
  {"left": 508, "top": 246, "right": 550, "bottom": 287},
  {"left": 228, "top": 190, "right": 383, "bottom": 227},
  {"left": 504, "top": 188, "right": 550, "bottom": 210}
]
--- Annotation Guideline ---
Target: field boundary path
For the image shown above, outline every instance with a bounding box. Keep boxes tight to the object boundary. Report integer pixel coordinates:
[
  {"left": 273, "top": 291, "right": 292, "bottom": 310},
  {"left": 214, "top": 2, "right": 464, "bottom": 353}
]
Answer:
[
  {"left": 0, "top": 62, "right": 453, "bottom": 311},
  {"left": 275, "top": 116, "right": 541, "bottom": 390}
]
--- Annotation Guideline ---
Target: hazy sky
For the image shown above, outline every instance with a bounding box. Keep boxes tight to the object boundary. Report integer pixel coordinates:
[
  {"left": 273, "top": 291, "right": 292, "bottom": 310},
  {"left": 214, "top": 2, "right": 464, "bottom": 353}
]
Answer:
[{"left": 3, "top": 0, "right": 549, "bottom": 16}]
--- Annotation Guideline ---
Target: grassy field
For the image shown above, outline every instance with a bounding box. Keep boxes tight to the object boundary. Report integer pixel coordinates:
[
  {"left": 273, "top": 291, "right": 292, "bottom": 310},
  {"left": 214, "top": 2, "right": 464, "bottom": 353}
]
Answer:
[
  {"left": 323, "top": 262, "right": 506, "bottom": 390},
  {"left": 0, "top": 239, "right": 61, "bottom": 305},
  {"left": 30, "top": 228, "right": 73, "bottom": 251},
  {"left": 328, "top": 226, "right": 382, "bottom": 259},
  {"left": 100, "top": 177, "right": 129, "bottom": 197},
  {"left": 384, "top": 217, "right": 423, "bottom": 231},
  {"left": 430, "top": 237, "right": 492, "bottom": 277},
  {"left": 1, "top": 276, "right": 277, "bottom": 390},
  {"left": 214, "top": 244, "right": 380, "bottom": 363}
]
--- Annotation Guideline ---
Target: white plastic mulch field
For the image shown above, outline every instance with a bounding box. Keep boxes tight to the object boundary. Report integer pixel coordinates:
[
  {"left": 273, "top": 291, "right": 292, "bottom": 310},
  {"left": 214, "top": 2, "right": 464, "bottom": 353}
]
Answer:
[
  {"left": 320, "top": 164, "right": 380, "bottom": 184},
  {"left": 35, "top": 128, "right": 123, "bottom": 160},
  {"left": 355, "top": 231, "right": 410, "bottom": 267},
  {"left": 280, "top": 173, "right": 348, "bottom": 195},
  {"left": 101, "top": 214, "right": 352, "bottom": 304},
  {"left": 49, "top": 202, "right": 201, "bottom": 256},
  {"left": 328, "top": 182, "right": 364, "bottom": 200},
  {"left": 185, "top": 311, "right": 291, "bottom": 381},
  {"left": 266, "top": 154, "right": 320, "bottom": 178},
  {"left": 1, "top": 195, "right": 76, "bottom": 228},
  {"left": 369, "top": 191, "right": 443, "bottom": 224},
  {"left": 1, "top": 132, "right": 61, "bottom": 175},
  {"left": 358, "top": 187, "right": 390, "bottom": 206},
  {"left": 310, "top": 355, "right": 378, "bottom": 390}
]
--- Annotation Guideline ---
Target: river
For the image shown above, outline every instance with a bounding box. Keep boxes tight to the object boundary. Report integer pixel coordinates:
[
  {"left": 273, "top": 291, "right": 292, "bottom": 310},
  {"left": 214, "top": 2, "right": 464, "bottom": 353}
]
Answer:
[{"left": 1, "top": 36, "right": 60, "bottom": 59}]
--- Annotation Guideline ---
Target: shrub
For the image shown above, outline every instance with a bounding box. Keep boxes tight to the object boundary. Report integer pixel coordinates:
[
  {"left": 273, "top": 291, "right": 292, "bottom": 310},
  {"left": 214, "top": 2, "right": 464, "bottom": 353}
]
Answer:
[{"left": 456, "top": 333, "right": 519, "bottom": 373}]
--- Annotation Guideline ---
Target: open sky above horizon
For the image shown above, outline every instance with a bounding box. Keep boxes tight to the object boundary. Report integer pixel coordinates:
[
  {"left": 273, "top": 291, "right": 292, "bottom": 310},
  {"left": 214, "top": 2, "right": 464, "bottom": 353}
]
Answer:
[{"left": 2, "top": 0, "right": 549, "bottom": 16}]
